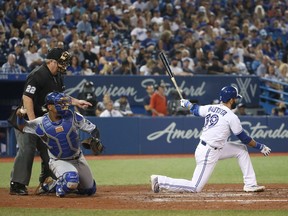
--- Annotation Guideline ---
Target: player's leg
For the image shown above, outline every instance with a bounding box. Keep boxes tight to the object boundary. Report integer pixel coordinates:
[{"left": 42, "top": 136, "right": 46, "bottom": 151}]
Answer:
[
  {"left": 72, "top": 154, "right": 96, "bottom": 196},
  {"left": 49, "top": 159, "right": 79, "bottom": 197},
  {"left": 219, "top": 142, "right": 264, "bottom": 192},
  {"left": 154, "top": 143, "right": 220, "bottom": 193},
  {"left": 37, "top": 138, "right": 57, "bottom": 183},
  {"left": 34, "top": 138, "right": 57, "bottom": 195},
  {"left": 10, "top": 131, "right": 37, "bottom": 195},
  {"left": 190, "top": 143, "right": 221, "bottom": 192}
]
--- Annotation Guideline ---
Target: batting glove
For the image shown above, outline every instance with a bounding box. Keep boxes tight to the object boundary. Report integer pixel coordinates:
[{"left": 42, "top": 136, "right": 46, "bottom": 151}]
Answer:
[
  {"left": 180, "top": 99, "right": 192, "bottom": 109},
  {"left": 260, "top": 145, "right": 271, "bottom": 156},
  {"left": 254, "top": 142, "right": 271, "bottom": 156}
]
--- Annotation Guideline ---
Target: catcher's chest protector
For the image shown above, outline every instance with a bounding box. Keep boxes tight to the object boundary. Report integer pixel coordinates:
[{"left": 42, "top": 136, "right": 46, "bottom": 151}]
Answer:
[{"left": 39, "top": 115, "right": 79, "bottom": 158}]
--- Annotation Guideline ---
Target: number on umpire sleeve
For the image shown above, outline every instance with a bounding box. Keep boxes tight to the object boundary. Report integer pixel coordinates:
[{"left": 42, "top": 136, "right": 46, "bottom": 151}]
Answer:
[{"left": 25, "top": 85, "right": 36, "bottom": 94}]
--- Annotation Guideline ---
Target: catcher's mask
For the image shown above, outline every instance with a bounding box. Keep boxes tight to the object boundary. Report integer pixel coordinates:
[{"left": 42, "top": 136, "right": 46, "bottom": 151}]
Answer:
[
  {"left": 46, "top": 48, "right": 71, "bottom": 73},
  {"left": 45, "top": 92, "right": 72, "bottom": 116}
]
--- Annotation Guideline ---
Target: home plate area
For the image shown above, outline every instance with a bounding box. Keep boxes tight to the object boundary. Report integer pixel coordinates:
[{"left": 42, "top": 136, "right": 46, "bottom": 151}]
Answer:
[
  {"left": 1, "top": 184, "right": 288, "bottom": 210},
  {"left": 99, "top": 184, "right": 288, "bottom": 210}
]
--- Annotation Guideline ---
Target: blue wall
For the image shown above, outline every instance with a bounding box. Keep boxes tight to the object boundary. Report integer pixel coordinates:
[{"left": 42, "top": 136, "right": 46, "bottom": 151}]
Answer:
[
  {"left": 2, "top": 115, "right": 288, "bottom": 157},
  {"left": 80, "top": 116, "right": 287, "bottom": 155}
]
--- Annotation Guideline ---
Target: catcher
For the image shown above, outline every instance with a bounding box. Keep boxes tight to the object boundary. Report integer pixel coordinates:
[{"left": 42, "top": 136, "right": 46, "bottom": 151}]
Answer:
[{"left": 16, "top": 91, "right": 104, "bottom": 197}]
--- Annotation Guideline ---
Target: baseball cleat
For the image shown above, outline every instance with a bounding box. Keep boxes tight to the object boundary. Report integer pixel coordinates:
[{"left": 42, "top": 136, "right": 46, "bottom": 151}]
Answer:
[
  {"left": 243, "top": 185, "right": 265, "bottom": 192},
  {"left": 150, "top": 175, "right": 159, "bottom": 193},
  {"left": 34, "top": 177, "right": 57, "bottom": 195},
  {"left": 56, "top": 186, "right": 65, "bottom": 198}
]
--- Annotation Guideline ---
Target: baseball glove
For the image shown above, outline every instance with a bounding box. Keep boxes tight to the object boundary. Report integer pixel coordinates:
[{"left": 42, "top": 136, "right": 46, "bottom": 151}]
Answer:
[{"left": 81, "top": 137, "right": 104, "bottom": 155}]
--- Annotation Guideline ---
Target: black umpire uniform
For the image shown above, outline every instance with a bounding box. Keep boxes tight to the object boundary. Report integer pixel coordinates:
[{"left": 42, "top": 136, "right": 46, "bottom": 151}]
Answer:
[{"left": 10, "top": 48, "right": 68, "bottom": 195}]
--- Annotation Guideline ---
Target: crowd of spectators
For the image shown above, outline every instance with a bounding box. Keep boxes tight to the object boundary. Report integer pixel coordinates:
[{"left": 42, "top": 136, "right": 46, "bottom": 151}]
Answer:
[{"left": 0, "top": 0, "right": 287, "bottom": 83}]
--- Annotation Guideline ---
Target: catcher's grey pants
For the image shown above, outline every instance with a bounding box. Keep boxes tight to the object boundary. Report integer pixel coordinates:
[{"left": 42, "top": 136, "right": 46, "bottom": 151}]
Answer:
[
  {"left": 10, "top": 129, "right": 55, "bottom": 186},
  {"left": 49, "top": 153, "right": 95, "bottom": 190}
]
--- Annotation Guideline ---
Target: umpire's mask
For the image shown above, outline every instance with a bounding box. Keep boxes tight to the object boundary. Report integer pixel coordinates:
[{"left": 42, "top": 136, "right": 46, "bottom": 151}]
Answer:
[{"left": 57, "top": 51, "right": 71, "bottom": 73}]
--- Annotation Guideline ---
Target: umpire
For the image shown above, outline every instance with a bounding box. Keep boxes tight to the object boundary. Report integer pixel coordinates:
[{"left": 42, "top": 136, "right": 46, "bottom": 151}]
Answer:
[{"left": 10, "top": 48, "right": 92, "bottom": 195}]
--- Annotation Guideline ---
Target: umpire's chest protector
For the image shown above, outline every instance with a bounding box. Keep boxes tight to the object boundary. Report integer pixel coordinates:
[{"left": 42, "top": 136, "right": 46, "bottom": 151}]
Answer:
[{"left": 39, "top": 115, "right": 79, "bottom": 158}]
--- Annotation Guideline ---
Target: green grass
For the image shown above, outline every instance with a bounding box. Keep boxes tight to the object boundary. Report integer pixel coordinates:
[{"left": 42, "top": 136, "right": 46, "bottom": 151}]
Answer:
[
  {"left": 1, "top": 156, "right": 288, "bottom": 216},
  {"left": 0, "top": 208, "right": 287, "bottom": 216},
  {"left": 1, "top": 156, "right": 288, "bottom": 188}
]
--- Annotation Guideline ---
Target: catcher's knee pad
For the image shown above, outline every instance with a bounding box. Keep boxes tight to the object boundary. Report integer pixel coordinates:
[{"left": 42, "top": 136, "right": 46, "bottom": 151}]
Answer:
[
  {"left": 61, "top": 171, "right": 79, "bottom": 192},
  {"left": 78, "top": 180, "right": 97, "bottom": 196}
]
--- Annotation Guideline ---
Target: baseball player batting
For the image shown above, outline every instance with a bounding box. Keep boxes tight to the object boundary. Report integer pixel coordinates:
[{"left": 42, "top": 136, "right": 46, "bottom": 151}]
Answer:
[
  {"left": 16, "top": 92, "right": 103, "bottom": 197},
  {"left": 151, "top": 86, "right": 271, "bottom": 193}
]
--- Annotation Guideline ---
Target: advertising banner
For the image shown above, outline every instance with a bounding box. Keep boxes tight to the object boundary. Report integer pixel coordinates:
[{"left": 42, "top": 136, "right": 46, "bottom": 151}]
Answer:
[{"left": 64, "top": 75, "right": 260, "bottom": 107}]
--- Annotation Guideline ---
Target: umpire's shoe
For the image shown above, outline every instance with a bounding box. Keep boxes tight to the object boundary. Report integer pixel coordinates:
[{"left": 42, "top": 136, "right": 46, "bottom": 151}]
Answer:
[{"left": 10, "top": 181, "right": 28, "bottom": 195}]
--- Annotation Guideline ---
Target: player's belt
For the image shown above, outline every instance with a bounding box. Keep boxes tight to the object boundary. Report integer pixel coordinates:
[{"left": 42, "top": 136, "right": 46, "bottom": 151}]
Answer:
[
  {"left": 201, "top": 140, "right": 220, "bottom": 150},
  {"left": 61, "top": 152, "right": 82, "bottom": 160}
]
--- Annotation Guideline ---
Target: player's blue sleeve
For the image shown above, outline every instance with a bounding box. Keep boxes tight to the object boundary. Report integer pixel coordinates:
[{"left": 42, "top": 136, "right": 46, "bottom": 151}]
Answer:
[
  {"left": 190, "top": 104, "right": 200, "bottom": 116},
  {"left": 236, "top": 130, "right": 252, "bottom": 144}
]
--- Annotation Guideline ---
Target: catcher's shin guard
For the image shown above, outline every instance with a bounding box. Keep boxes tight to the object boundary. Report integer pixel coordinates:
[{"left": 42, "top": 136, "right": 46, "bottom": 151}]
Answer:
[{"left": 56, "top": 171, "right": 79, "bottom": 197}]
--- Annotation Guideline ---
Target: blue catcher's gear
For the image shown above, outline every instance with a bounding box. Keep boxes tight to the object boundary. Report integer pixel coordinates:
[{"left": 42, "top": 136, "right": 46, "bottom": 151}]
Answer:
[
  {"left": 36, "top": 111, "right": 79, "bottom": 158},
  {"left": 219, "top": 86, "right": 242, "bottom": 103},
  {"left": 54, "top": 93, "right": 72, "bottom": 116},
  {"left": 45, "top": 92, "right": 59, "bottom": 105},
  {"left": 45, "top": 92, "right": 72, "bottom": 116},
  {"left": 56, "top": 171, "right": 79, "bottom": 197}
]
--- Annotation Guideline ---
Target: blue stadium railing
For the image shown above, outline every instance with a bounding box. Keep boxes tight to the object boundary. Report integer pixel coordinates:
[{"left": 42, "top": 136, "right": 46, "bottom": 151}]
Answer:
[{"left": 259, "top": 77, "right": 288, "bottom": 114}]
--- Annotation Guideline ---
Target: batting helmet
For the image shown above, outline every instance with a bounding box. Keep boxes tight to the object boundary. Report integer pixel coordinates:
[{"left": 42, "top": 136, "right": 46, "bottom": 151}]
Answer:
[{"left": 219, "top": 86, "right": 242, "bottom": 103}]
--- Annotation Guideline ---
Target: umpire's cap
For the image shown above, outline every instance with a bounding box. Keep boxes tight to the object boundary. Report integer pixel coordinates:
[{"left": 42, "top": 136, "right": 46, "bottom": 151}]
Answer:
[
  {"left": 219, "top": 86, "right": 242, "bottom": 103},
  {"left": 46, "top": 48, "right": 65, "bottom": 61}
]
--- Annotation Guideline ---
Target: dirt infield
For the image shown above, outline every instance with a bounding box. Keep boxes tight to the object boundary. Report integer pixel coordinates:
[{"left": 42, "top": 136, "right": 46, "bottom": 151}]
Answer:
[
  {"left": 1, "top": 184, "right": 288, "bottom": 210},
  {"left": 1, "top": 154, "right": 288, "bottom": 210}
]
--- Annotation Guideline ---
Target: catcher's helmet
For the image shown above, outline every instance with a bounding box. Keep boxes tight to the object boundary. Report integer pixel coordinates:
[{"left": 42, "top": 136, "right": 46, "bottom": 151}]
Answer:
[
  {"left": 219, "top": 86, "right": 242, "bottom": 103},
  {"left": 45, "top": 92, "right": 72, "bottom": 115},
  {"left": 45, "top": 92, "right": 59, "bottom": 105}
]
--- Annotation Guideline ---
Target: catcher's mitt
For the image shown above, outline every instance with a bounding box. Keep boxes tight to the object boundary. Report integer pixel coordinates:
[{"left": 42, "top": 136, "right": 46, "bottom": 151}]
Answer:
[{"left": 81, "top": 137, "right": 104, "bottom": 155}]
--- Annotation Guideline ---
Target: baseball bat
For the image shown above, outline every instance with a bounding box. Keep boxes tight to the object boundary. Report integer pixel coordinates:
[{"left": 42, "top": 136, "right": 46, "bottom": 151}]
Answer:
[{"left": 159, "top": 51, "right": 183, "bottom": 99}]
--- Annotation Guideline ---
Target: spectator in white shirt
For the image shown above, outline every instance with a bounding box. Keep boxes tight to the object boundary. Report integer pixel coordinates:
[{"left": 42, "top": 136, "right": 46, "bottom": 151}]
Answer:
[
  {"left": 99, "top": 100, "right": 123, "bottom": 117},
  {"left": 1, "top": 54, "right": 22, "bottom": 73},
  {"left": 24, "top": 43, "right": 43, "bottom": 70},
  {"left": 232, "top": 54, "right": 249, "bottom": 75},
  {"left": 113, "top": 95, "right": 133, "bottom": 116},
  {"left": 131, "top": 18, "right": 147, "bottom": 42},
  {"left": 139, "top": 59, "right": 156, "bottom": 75},
  {"left": 169, "top": 58, "right": 186, "bottom": 76},
  {"left": 151, "top": 9, "right": 163, "bottom": 26}
]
